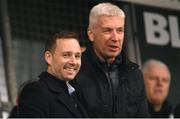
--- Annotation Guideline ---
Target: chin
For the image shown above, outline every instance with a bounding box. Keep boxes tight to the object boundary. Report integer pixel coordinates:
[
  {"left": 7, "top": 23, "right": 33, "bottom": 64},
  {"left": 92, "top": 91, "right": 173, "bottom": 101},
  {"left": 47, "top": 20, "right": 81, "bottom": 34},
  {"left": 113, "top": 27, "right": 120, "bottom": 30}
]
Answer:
[
  {"left": 151, "top": 99, "right": 163, "bottom": 104},
  {"left": 109, "top": 52, "right": 120, "bottom": 57},
  {"left": 66, "top": 76, "right": 75, "bottom": 81},
  {"left": 108, "top": 55, "right": 118, "bottom": 59}
]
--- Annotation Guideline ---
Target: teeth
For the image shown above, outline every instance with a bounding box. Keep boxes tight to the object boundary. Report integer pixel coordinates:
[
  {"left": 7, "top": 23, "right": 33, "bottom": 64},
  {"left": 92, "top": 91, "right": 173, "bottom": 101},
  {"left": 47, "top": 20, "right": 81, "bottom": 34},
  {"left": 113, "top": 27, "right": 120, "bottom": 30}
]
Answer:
[
  {"left": 109, "top": 45, "right": 117, "bottom": 48},
  {"left": 66, "top": 67, "right": 76, "bottom": 71}
]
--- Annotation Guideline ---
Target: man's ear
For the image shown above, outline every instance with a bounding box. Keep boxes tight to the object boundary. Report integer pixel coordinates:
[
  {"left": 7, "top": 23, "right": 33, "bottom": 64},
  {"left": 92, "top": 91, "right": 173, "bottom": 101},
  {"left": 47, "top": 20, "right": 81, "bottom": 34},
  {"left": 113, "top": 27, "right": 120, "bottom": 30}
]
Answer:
[
  {"left": 44, "top": 51, "right": 52, "bottom": 65},
  {"left": 87, "top": 28, "right": 94, "bottom": 42}
]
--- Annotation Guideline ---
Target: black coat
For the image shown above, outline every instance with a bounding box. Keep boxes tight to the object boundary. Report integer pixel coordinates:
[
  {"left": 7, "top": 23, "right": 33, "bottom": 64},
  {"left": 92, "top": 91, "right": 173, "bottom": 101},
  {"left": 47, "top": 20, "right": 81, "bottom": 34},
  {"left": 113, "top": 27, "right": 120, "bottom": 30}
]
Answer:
[
  {"left": 17, "top": 72, "right": 88, "bottom": 118},
  {"left": 75, "top": 45, "right": 150, "bottom": 117},
  {"left": 174, "top": 103, "right": 180, "bottom": 118},
  {"left": 148, "top": 100, "right": 173, "bottom": 118}
]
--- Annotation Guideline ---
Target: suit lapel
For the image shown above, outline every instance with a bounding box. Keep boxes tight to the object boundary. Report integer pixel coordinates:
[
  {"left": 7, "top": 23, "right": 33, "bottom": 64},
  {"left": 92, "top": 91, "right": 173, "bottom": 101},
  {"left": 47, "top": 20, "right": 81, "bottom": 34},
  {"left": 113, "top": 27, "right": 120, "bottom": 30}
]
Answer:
[
  {"left": 56, "top": 92, "right": 81, "bottom": 117},
  {"left": 39, "top": 72, "right": 86, "bottom": 117},
  {"left": 71, "top": 92, "right": 88, "bottom": 117}
]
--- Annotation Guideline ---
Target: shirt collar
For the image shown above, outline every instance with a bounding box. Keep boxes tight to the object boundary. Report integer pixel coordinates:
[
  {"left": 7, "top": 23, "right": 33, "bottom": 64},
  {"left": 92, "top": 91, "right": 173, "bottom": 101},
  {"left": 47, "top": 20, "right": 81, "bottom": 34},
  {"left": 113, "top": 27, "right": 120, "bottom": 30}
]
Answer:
[{"left": 66, "top": 81, "right": 75, "bottom": 95}]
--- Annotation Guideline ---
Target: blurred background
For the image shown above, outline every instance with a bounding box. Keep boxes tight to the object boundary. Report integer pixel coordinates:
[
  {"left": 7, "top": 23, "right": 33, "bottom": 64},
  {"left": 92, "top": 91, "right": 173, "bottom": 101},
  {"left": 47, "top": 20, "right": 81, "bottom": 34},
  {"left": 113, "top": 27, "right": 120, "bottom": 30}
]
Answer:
[{"left": 0, "top": 0, "right": 180, "bottom": 117}]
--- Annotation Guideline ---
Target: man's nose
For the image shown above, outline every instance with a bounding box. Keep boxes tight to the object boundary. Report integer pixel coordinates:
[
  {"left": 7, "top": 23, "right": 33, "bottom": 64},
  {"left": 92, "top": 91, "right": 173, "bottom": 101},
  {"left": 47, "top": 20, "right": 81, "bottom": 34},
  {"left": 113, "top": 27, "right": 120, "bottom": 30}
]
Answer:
[
  {"left": 156, "top": 78, "right": 163, "bottom": 86},
  {"left": 69, "top": 55, "right": 76, "bottom": 63},
  {"left": 111, "top": 30, "right": 119, "bottom": 41}
]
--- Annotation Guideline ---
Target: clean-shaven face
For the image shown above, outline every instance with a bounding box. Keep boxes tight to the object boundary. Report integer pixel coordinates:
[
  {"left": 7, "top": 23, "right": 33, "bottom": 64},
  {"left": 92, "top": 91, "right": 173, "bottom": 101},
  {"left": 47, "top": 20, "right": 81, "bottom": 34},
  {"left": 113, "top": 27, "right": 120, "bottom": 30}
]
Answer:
[
  {"left": 144, "top": 65, "right": 170, "bottom": 105},
  {"left": 46, "top": 38, "right": 81, "bottom": 81},
  {"left": 88, "top": 15, "right": 125, "bottom": 63}
]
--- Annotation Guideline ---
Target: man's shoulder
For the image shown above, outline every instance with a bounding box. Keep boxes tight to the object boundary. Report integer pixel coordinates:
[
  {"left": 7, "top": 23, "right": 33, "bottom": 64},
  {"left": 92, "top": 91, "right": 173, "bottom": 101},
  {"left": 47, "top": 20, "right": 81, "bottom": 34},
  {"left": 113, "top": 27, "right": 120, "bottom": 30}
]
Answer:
[
  {"left": 20, "top": 79, "right": 47, "bottom": 96},
  {"left": 121, "top": 59, "right": 140, "bottom": 73},
  {"left": 18, "top": 80, "right": 38, "bottom": 92}
]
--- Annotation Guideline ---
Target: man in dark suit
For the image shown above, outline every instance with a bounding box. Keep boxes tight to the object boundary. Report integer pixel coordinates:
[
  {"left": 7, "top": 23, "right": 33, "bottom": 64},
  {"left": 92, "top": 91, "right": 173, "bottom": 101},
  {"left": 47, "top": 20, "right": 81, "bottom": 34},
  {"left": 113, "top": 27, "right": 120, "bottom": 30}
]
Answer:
[{"left": 11, "top": 31, "right": 87, "bottom": 117}]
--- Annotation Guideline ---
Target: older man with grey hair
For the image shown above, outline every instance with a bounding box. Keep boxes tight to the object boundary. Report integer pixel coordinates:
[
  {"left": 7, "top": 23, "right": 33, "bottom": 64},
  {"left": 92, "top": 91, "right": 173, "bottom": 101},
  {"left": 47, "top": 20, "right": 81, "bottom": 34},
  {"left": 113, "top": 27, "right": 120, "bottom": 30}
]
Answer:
[
  {"left": 142, "top": 59, "right": 173, "bottom": 118},
  {"left": 75, "top": 2, "right": 150, "bottom": 117}
]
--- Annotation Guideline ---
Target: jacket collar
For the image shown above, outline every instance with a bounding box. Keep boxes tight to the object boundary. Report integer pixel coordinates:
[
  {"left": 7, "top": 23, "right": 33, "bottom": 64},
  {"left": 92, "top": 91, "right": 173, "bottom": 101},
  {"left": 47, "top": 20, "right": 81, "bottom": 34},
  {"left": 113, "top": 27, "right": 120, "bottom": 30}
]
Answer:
[
  {"left": 148, "top": 100, "right": 173, "bottom": 117},
  {"left": 39, "top": 72, "right": 85, "bottom": 117},
  {"left": 85, "top": 44, "right": 139, "bottom": 72},
  {"left": 39, "top": 72, "right": 68, "bottom": 93}
]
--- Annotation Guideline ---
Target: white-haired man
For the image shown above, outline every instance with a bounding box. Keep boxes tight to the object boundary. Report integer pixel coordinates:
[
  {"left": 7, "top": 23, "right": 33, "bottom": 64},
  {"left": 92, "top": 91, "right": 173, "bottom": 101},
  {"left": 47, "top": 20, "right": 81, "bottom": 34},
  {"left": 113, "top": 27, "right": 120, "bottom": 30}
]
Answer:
[
  {"left": 75, "top": 2, "right": 149, "bottom": 117},
  {"left": 142, "top": 59, "right": 173, "bottom": 118}
]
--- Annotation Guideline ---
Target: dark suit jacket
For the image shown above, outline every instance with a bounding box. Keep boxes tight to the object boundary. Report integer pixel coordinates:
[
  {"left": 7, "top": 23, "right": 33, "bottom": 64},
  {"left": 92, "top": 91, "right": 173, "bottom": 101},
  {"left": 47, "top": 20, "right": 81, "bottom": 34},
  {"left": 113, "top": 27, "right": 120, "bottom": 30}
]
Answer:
[
  {"left": 174, "top": 103, "right": 180, "bottom": 118},
  {"left": 17, "top": 72, "right": 88, "bottom": 117}
]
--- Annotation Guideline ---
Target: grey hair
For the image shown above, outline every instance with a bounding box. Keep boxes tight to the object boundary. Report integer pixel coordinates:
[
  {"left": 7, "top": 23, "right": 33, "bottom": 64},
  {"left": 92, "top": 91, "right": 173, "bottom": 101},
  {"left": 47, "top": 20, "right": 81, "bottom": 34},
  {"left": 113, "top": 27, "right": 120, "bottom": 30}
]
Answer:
[
  {"left": 89, "top": 2, "right": 125, "bottom": 27},
  {"left": 142, "top": 59, "right": 171, "bottom": 78}
]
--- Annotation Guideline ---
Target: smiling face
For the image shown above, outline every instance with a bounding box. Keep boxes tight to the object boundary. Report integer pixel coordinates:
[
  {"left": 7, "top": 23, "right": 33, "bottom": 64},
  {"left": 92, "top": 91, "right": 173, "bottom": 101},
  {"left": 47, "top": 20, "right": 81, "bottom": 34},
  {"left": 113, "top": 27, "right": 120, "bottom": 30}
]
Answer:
[
  {"left": 143, "top": 64, "right": 171, "bottom": 105},
  {"left": 88, "top": 15, "right": 125, "bottom": 63},
  {"left": 45, "top": 38, "right": 81, "bottom": 81}
]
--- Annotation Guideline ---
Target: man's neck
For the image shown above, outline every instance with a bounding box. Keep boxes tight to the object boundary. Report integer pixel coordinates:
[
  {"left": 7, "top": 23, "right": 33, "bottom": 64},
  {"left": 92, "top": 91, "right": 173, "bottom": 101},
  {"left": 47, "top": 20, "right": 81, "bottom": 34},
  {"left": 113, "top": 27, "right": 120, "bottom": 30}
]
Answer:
[
  {"left": 94, "top": 52, "right": 115, "bottom": 64},
  {"left": 154, "top": 104, "right": 163, "bottom": 112}
]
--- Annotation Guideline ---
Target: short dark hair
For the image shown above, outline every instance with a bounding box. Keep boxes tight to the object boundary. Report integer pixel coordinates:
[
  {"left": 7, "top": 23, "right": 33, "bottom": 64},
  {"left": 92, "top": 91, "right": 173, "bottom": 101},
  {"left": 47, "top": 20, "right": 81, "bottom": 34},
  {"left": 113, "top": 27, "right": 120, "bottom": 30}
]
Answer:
[{"left": 45, "top": 31, "right": 80, "bottom": 53}]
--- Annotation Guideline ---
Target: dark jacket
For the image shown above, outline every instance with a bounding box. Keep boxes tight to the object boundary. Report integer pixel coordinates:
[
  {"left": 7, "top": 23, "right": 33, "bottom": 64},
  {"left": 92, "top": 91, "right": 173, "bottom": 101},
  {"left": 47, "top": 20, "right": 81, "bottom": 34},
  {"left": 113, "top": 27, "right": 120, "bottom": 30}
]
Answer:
[
  {"left": 148, "top": 100, "right": 173, "bottom": 118},
  {"left": 75, "top": 45, "right": 150, "bottom": 117},
  {"left": 174, "top": 103, "right": 180, "bottom": 118},
  {"left": 16, "top": 72, "right": 88, "bottom": 118}
]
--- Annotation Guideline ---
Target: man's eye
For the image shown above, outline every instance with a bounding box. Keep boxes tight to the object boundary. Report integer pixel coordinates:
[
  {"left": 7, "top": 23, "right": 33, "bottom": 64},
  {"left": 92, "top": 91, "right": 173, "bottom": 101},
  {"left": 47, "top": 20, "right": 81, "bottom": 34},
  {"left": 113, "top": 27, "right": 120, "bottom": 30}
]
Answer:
[
  {"left": 149, "top": 76, "right": 155, "bottom": 80},
  {"left": 117, "top": 28, "right": 124, "bottom": 33},
  {"left": 118, "top": 29, "right": 123, "bottom": 33},
  {"left": 103, "top": 28, "right": 111, "bottom": 33},
  {"left": 63, "top": 53, "right": 71, "bottom": 58},
  {"left": 75, "top": 54, "right": 81, "bottom": 59},
  {"left": 163, "top": 78, "right": 169, "bottom": 83}
]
